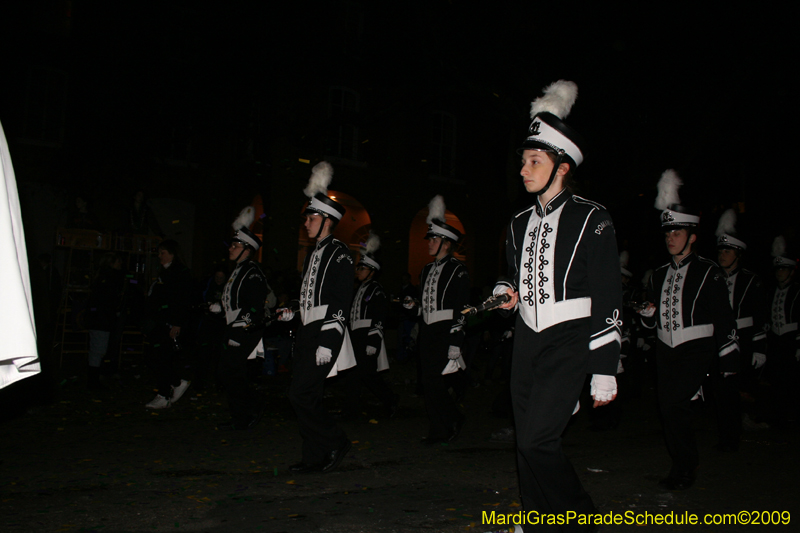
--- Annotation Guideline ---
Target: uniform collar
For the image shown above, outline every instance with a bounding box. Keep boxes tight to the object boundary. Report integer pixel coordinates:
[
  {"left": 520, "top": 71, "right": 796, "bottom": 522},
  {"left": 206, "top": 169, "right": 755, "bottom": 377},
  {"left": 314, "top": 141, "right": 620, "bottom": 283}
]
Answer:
[
  {"left": 434, "top": 253, "right": 451, "bottom": 266},
  {"left": 316, "top": 234, "right": 334, "bottom": 249},
  {"left": 670, "top": 252, "right": 695, "bottom": 270},
  {"left": 724, "top": 265, "right": 741, "bottom": 278},
  {"left": 535, "top": 188, "right": 570, "bottom": 217}
]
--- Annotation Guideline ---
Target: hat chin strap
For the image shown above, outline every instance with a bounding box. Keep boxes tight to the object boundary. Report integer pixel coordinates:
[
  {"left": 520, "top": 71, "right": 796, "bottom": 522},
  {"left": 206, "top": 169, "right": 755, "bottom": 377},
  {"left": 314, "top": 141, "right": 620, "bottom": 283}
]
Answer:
[
  {"left": 233, "top": 245, "right": 247, "bottom": 263},
  {"left": 534, "top": 151, "right": 564, "bottom": 197},
  {"left": 674, "top": 231, "right": 694, "bottom": 258},
  {"left": 313, "top": 216, "right": 328, "bottom": 241}
]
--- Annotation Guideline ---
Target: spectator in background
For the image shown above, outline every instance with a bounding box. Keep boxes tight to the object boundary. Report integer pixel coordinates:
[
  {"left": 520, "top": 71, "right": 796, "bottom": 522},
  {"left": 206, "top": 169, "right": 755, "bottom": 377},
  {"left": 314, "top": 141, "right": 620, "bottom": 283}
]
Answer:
[
  {"left": 143, "top": 239, "right": 191, "bottom": 409},
  {"left": 85, "top": 252, "right": 125, "bottom": 390}
]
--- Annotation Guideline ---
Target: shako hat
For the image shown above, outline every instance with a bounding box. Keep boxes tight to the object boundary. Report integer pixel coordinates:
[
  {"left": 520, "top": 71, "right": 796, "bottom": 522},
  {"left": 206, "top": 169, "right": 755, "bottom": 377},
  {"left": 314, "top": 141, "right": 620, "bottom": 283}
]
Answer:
[
  {"left": 358, "top": 231, "right": 381, "bottom": 270},
  {"left": 655, "top": 170, "right": 700, "bottom": 229},
  {"left": 303, "top": 162, "right": 346, "bottom": 221},
  {"left": 772, "top": 236, "right": 797, "bottom": 269},
  {"left": 519, "top": 80, "right": 585, "bottom": 170},
  {"left": 425, "top": 195, "right": 462, "bottom": 242},
  {"left": 231, "top": 206, "right": 261, "bottom": 251},
  {"left": 715, "top": 209, "right": 746, "bottom": 251}
]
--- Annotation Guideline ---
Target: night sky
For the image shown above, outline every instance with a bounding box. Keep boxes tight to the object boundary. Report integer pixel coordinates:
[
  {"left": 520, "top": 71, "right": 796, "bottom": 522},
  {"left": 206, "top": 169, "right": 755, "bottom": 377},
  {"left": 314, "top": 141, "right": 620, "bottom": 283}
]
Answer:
[{"left": 1, "top": 1, "right": 795, "bottom": 277}]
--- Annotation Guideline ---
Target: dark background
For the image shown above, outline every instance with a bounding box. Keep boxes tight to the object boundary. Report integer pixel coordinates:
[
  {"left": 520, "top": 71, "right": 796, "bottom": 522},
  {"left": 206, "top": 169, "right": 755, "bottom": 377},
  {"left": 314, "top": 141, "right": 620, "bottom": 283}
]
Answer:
[{"left": 1, "top": 0, "right": 795, "bottom": 288}]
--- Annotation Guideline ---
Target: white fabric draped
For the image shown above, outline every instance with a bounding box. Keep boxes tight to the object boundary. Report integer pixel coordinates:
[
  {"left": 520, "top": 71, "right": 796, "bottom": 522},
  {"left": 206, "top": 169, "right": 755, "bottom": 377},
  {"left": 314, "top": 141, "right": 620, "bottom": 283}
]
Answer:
[{"left": 0, "top": 120, "right": 40, "bottom": 388}]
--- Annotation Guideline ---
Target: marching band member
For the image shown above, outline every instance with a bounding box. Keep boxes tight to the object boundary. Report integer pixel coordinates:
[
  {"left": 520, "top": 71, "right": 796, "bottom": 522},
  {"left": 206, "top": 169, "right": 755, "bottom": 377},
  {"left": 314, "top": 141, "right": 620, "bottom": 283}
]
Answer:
[
  {"left": 280, "top": 162, "right": 356, "bottom": 473},
  {"left": 494, "top": 80, "right": 622, "bottom": 527},
  {"left": 406, "top": 195, "right": 469, "bottom": 445},
  {"left": 639, "top": 171, "right": 739, "bottom": 489}
]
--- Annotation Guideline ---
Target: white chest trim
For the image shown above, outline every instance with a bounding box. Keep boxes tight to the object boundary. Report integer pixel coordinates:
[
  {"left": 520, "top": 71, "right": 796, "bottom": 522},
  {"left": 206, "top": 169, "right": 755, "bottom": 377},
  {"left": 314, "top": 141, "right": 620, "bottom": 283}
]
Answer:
[
  {"left": 300, "top": 247, "right": 327, "bottom": 325},
  {"left": 518, "top": 202, "right": 590, "bottom": 332}
]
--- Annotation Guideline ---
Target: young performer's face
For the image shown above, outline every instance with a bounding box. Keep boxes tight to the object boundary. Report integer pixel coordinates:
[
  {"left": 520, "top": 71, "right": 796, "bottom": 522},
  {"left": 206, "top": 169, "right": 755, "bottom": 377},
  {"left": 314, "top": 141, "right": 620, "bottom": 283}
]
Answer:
[
  {"left": 355, "top": 265, "right": 373, "bottom": 282},
  {"left": 228, "top": 242, "right": 249, "bottom": 262},
  {"left": 304, "top": 214, "right": 324, "bottom": 239},
  {"left": 717, "top": 248, "right": 739, "bottom": 270},
  {"left": 775, "top": 267, "right": 794, "bottom": 284},
  {"left": 664, "top": 228, "right": 694, "bottom": 256},
  {"left": 520, "top": 149, "right": 555, "bottom": 194},
  {"left": 427, "top": 236, "right": 444, "bottom": 256}
]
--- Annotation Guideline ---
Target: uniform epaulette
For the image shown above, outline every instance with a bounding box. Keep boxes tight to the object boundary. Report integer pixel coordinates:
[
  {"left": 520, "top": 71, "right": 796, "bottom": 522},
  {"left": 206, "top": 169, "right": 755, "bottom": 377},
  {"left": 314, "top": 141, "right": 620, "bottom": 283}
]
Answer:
[
  {"left": 571, "top": 195, "right": 607, "bottom": 211},
  {"left": 511, "top": 204, "right": 536, "bottom": 220}
]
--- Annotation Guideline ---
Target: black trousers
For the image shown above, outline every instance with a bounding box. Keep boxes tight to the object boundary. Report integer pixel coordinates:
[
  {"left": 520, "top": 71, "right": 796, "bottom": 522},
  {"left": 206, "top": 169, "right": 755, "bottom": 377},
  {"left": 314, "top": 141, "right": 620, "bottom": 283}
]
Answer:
[
  {"left": 418, "top": 322, "right": 463, "bottom": 440},
  {"left": 708, "top": 360, "right": 741, "bottom": 449},
  {"left": 343, "top": 328, "right": 394, "bottom": 414},
  {"left": 656, "top": 338, "right": 714, "bottom": 475},
  {"left": 288, "top": 324, "right": 349, "bottom": 465},
  {"left": 765, "top": 332, "right": 799, "bottom": 424},
  {"left": 510, "top": 318, "right": 596, "bottom": 530},
  {"left": 149, "top": 330, "right": 182, "bottom": 398},
  {"left": 219, "top": 332, "right": 262, "bottom": 426}
]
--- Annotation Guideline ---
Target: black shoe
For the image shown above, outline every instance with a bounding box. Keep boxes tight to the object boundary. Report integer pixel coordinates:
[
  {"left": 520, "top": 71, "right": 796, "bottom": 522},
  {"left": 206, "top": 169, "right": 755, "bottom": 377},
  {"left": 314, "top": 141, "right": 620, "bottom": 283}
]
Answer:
[
  {"left": 386, "top": 394, "right": 400, "bottom": 419},
  {"left": 288, "top": 462, "right": 323, "bottom": 474},
  {"left": 658, "top": 473, "right": 695, "bottom": 490},
  {"left": 217, "top": 419, "right": 252, "bottom": 431},
  {"left": 246, "top": 404, "right": 266, "bottom": 430},
  {"left": 448, "top": 415, "right": 465, "bottom": 442},
  {"left": 321, "top": 441, "right": 352, "bottom": 473}
]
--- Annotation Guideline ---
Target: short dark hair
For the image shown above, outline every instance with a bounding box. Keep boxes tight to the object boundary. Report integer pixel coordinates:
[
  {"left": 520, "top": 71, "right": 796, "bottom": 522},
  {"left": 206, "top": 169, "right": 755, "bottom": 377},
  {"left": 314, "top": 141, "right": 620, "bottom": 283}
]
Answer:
[
  {"left": 545, "top": 152, "right": 576, "bottom": 191},
  {"left": 158, "top": 239, "right": 180, "bottom": 256},
  {"left": 325, "top": 216, "right": 339, "bottom": 232}
]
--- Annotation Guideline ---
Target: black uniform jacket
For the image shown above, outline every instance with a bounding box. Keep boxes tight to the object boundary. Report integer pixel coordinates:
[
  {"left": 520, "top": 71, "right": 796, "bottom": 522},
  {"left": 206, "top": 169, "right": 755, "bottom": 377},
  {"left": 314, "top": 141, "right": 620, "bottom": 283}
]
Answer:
[
  {"left": 222, "top": 259, "right": 269, "bottom": 347},
  {"left": 643, "top": 253, "right": 740, "bottom": 372},
  {"left": 769, "top": 281, "right": 800, "bottom": 344},
  {"left": 350, "top": 278, "right": 388, "bottom": 352},
  {"left": 724, "top": 266, "right": 768, "bottom": 356},
  {"left": 418, "top": 254, "right": 470, "bottom": 348},
  {"left": 496, "top": 189, "right": 622, "bottom": 376},
  {"left": 298, "top": 234, "right": 354, "bottom": 352}
]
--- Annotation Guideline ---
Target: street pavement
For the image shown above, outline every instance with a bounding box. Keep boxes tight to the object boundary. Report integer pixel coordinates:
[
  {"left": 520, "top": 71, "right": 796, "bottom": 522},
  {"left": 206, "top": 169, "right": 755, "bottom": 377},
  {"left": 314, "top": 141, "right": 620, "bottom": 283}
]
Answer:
[{"left": 1, "top": 356, "right": 798, "bottom": 533}]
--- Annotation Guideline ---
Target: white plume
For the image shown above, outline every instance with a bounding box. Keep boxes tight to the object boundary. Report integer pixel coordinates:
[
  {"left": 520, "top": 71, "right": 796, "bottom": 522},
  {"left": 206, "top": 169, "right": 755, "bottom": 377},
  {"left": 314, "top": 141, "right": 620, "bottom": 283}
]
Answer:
[
  {"left": 530, "top": 80, "right": 578, "bottom": 119},
  {"left": 773, "top": 236, "right": 786, "bottom": 258},
  {"left": 303, "top": 161, "right": 333, "bottom": 198},
  {"left": 655, "top": 169, "right": 682, "bottom": 210},
  {"left": 715, "top": 209, "right": 737, "bottom": 237},
  {"left": 232, "top": 206, "right": 255, "bottom": 231},
  {"left": 620, "top": 251, "right": 629, "bottom": 269},
  {"left": 426, "top": 195, "right": 446, "bottom": 224},
  {"left": 364, "top": 231, "right": 380, "bottom": 254}
]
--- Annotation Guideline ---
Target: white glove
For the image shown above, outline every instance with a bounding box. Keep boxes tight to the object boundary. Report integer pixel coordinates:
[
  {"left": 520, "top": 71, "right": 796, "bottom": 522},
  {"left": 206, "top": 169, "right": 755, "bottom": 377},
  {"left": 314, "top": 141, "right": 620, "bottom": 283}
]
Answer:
[
  {"left": 365, "top": 345, "right": 377, "bottom": 356},
  {"left": 277, "top": 308, "right": 294, "bottom": 322},
  {"left": 492, "top": 284, "right": 509, "bottom": 297},
  {"left": 315, "top": 346, "right": 333, "bottom": 366},
  {"left": 208, "top": 302, "right": 222, "bottom": 314},
  {"left": 590, "top": 374, "right": 617, "bottom": 402},
  {"left": 752, "top": 352, "right": 766, "bottom": 369},
  {"left": 448, "top": 345, "right": 461, "bottom": 360},
  {"left": 638, "top": 303, "right": 655, "bottom": 318},
  {"left": 403, "top": 296, "right": 416, "bottom": 310}
]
